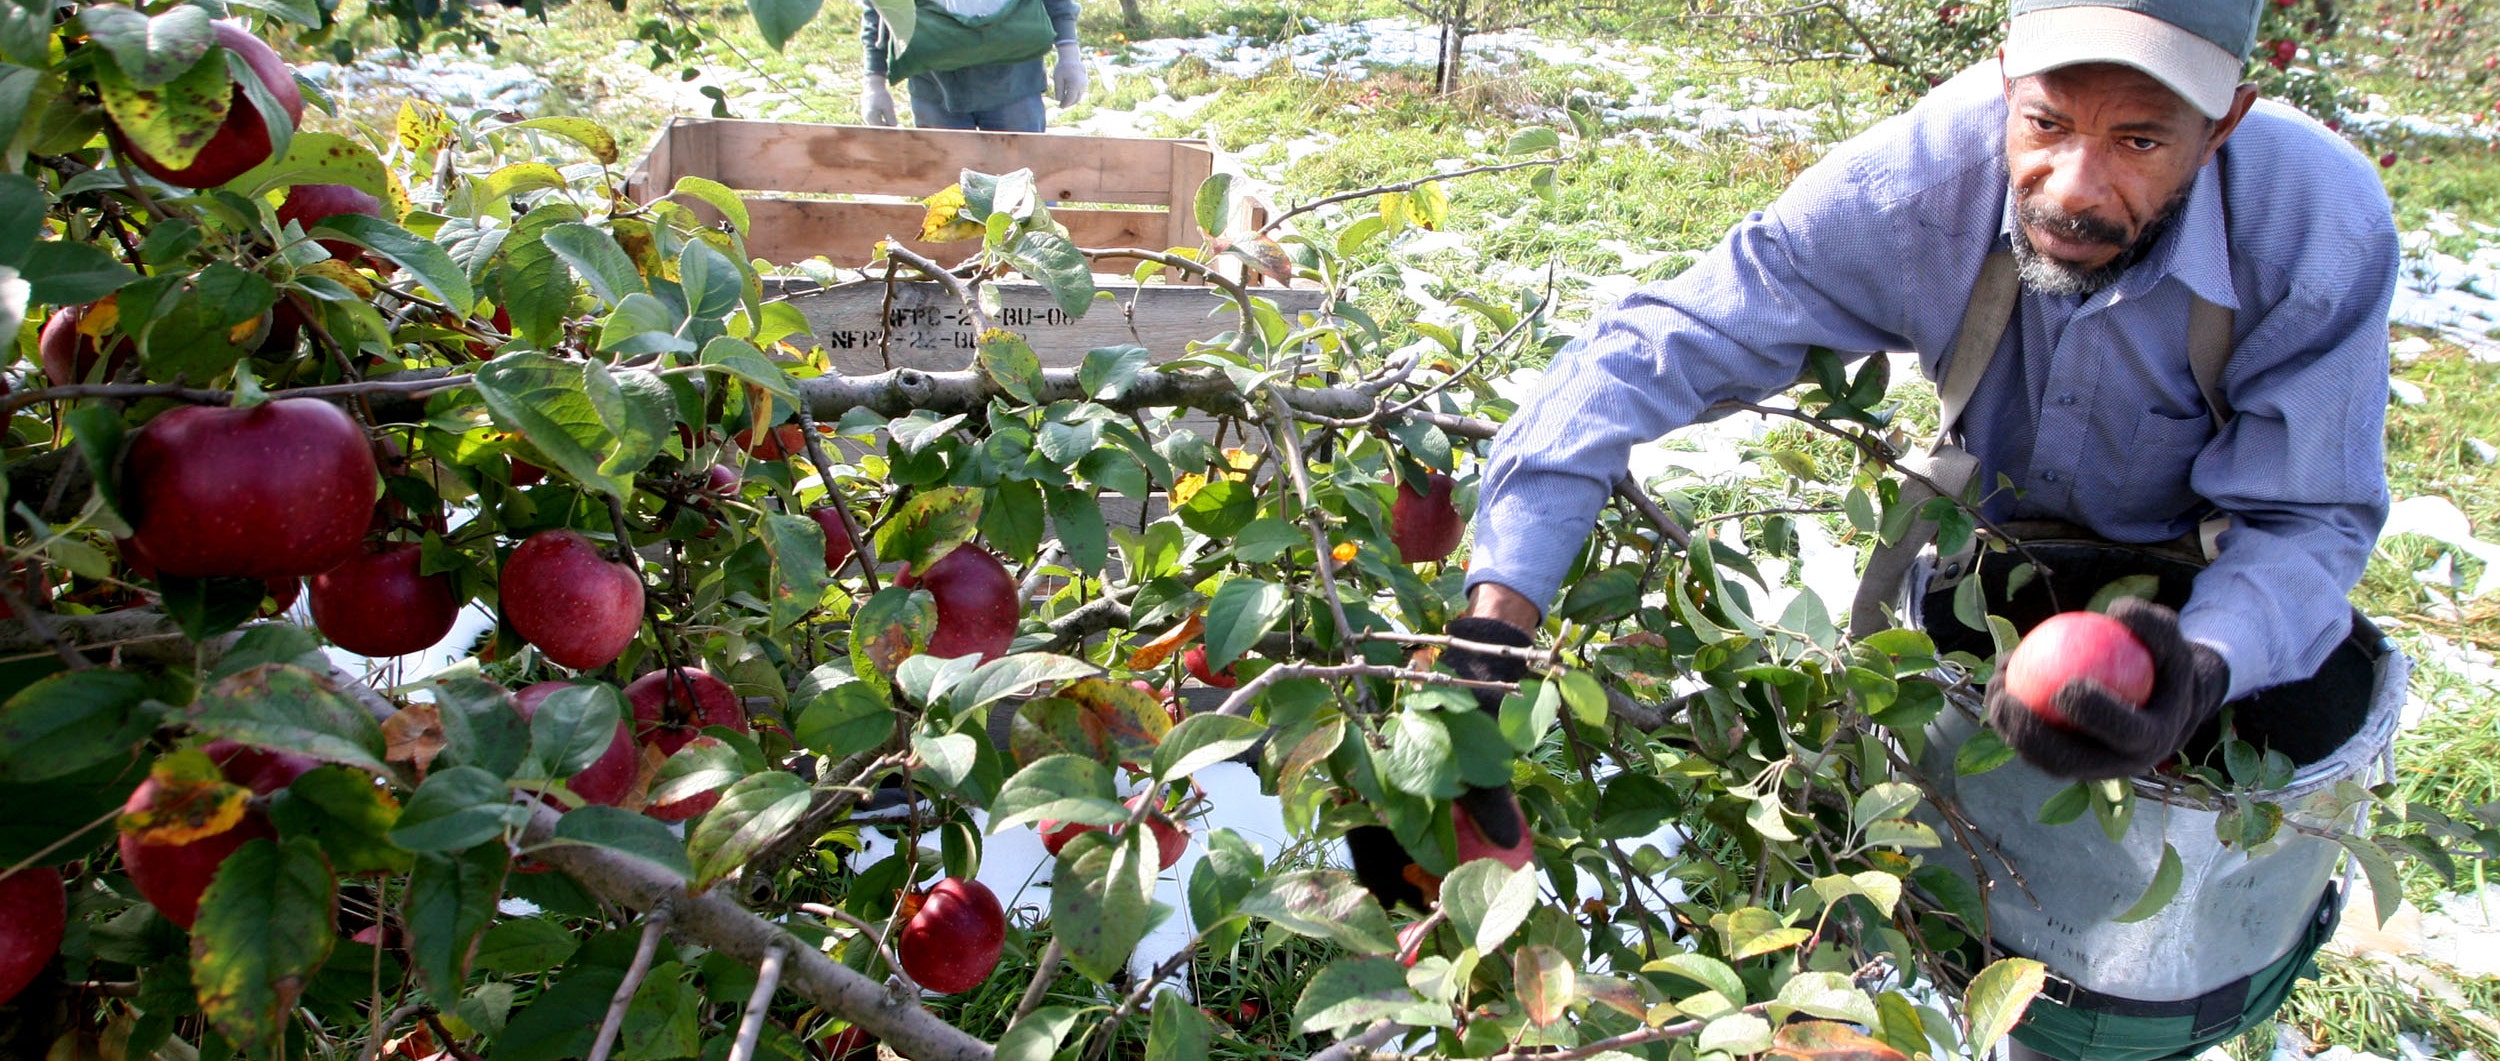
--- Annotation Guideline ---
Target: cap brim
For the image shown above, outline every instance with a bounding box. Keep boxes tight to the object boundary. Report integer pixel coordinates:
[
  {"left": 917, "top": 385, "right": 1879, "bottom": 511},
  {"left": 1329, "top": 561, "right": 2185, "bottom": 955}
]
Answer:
[{"left": 2003, "top": 6, "right": 2242, "bottom": 120}]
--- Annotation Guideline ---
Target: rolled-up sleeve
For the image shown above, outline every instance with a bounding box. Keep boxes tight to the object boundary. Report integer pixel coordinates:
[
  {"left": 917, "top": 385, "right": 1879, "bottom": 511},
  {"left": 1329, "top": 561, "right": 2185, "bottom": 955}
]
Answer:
[{"left": 861, "top": 4, "right": 888, "bottom": 77}]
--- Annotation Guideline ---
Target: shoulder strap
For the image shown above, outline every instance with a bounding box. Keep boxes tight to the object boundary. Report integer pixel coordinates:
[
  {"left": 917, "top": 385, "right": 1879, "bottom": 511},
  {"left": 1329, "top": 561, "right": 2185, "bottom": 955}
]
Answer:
[
  {"left": 2188, "top": 295, "right": 2234, "bottom": 424},
  {"left": 1936, "top": 251, "right": 2021, "bottom": 436}
]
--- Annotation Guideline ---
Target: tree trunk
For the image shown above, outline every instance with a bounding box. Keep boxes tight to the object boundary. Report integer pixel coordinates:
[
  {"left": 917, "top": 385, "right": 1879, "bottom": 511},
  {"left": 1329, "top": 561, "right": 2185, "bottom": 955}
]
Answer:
[
  {"left": 1437, "top": 0, "right": 1469, "bottom": 95},
  {"left": 1118, "top": 0, "right": 1143, "bottom": 32}
]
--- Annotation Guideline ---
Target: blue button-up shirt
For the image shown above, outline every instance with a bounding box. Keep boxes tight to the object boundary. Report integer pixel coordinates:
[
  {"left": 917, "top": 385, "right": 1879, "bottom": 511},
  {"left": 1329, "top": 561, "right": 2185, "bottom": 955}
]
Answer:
[{"left": 1468, "top": 62, "right": 2399, "bottom": 697}]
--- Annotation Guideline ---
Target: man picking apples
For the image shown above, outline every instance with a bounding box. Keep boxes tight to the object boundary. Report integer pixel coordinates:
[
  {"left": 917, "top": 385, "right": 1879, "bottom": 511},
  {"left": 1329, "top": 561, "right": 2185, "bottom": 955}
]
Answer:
[
  {"left": 1454, "top": 3, "right": 2395, "bottom": 1058},
  {"left": 1464, "top": 0, "right": 2391, "bottom": 784}
]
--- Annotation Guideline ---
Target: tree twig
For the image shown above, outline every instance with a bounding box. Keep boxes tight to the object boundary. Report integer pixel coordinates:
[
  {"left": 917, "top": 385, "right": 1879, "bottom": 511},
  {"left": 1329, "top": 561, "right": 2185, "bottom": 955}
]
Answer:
[
  {"left": 587, "top": 901, "right": 675, "bottom": 1061},
  {"left": 1257, "top": 158, "right": 1563, "bottom": 237},
  {"left": 726, "top": 941, "right": 788, "bottom": 1061}
]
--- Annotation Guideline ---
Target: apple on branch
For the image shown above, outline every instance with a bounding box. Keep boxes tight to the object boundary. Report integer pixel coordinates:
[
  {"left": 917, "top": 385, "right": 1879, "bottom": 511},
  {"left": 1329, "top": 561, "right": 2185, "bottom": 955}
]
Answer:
[
  {"left": 895, "top": 877, "right": 1006, "bottom": 994},
  {"left": 122, "top": 398, "right": 380, "bottom": 580},
  {"left": 894, "top": 543, "right": 1019, "bottom": 663},
  {"left": 108, "top": 22, "right": 303, "bottom": 190},
  {"left": 500, "top": 529, "right": 644, "bottom": 671}
]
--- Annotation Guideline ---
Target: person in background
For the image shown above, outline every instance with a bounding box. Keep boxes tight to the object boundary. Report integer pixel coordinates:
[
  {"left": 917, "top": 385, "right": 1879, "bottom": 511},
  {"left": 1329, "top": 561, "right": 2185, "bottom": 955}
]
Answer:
[{"left": 859, "top": 0, "right": 1086, "bottom": 132}]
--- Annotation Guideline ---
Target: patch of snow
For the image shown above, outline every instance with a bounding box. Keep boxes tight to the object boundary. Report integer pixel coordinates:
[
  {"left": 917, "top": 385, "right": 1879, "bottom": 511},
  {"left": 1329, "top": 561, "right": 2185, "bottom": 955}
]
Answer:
[
  {"left": 2390, "top": 219, "right": 2500, "bottom": 355},
  {"left": 2389, "top": 376, "right": 2427, "bottom": 404},
  {"left": 2392, "top": 335, "right": 2436, "bottom": 362},
  {"left": 2380, "top": 495, "right": 2500, "bottom": 598},
  {"left": 298, "top": 48, "right": 549, "bottom": 112}
]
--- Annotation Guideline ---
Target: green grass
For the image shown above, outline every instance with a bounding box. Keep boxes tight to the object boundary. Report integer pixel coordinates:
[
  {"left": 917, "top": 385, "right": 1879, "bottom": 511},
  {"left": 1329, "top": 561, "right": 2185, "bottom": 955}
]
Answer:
[{"left": 2228, "top": 950, "right": 2500, "bottom": 1060}]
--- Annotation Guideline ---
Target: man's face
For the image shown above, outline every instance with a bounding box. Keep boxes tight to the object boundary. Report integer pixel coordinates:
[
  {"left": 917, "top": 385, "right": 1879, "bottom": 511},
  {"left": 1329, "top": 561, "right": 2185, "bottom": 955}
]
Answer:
[{"left": 2002, "top": 62, "right": 2240, "bottom": 295}]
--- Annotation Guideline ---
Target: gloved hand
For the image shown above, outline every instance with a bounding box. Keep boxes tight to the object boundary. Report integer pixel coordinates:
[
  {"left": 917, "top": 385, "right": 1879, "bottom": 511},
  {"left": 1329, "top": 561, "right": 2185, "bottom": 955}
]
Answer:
[
  {"left": 1985, "top": 598, "right": 2230, "bottom": 781},
  {"left": 1051, "top": 40, "right": 1088, "bottom": 108},
  {"left": 1351, "top": 616, "right": 1538, "bottom": 911},
  {"left": 860, "top": 74, "right": 897, "bottom": 127}
]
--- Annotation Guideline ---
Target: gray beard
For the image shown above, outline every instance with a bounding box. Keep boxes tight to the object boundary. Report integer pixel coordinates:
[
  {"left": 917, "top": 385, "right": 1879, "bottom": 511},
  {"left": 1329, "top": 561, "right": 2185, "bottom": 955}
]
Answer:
[{"left": 2008, "top": 185, "right": 2190, "bottom": 298}]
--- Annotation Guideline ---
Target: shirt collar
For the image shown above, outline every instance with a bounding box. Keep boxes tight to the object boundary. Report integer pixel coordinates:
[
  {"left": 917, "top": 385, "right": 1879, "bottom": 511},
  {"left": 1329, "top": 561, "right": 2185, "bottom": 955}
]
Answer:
[{"left": 1992, "top": 156, "right": 2238, "bottom": 311}]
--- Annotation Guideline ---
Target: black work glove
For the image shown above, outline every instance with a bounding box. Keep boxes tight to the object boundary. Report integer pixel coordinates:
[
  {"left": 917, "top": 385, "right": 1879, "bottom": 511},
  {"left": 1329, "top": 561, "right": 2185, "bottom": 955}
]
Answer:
[
  {"left": 1985, "top": 598, "right": 2230, "bottom": 781},
  {"left": 1352, "top": 617, "right": 1537, "bottom": 911}
]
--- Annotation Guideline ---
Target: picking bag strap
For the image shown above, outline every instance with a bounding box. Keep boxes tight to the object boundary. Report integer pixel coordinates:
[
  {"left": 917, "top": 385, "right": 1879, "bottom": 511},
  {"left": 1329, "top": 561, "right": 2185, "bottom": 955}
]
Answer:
[
  {"left": 2188, "top": 295, "right": 2234, "bottom": 424},
  {"left": 1848, "top": 251, "right": 2020, "bottom": 638}
]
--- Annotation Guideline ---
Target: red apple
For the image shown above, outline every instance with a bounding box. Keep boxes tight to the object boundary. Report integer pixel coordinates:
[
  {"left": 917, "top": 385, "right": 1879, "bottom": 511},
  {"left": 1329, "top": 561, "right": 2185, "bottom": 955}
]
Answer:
[
  {"left": 117, "top": 746, "right": 304, "bottom": 930},
  {"left": 2001, "top": 610, "right": 2157, "bottom": 725},
  {"left": 818, "top": 1027, "right": 875, "bottom": 1060},
  {"left": 732, "top": 423, "right": 808, "bottom": 461},
  {"left": 1390, "top": 472, "right": 1463, "bottom": 565},
  {"left": 1037, "top": 792, "right": 1188, "bottom": 869},
  {"left": 500, "top": 529, "right": 643, "bottom": 671},
  {"left": 704, "top": 464, "right": 740, "bottom": 495},
  {"left": 309, "top": 543, "right": 460, "bottom": 657},
  {"left": 110, "top": 22, "right": 304, "bottom": 189},
  {"left": 277, "top": 183, "right": 384, "bottom": 264},
  {"left": 624, "top": 668, "right": 746, "bottom": 820},
  {"left": 896, "top": 877, "right": 1005, "bottom": 994},
  {"left": 123, "top": 398, "right": 379, "bottom": 580},
  {"left": 509, "top": 458, "right": 545, "bottom": 487},
  {"left": 1452, "top": 788, "right": 1533, "bottom": 871},
  {"left": 894, "top": 544, "right": 1019, "bottom": 663},
  {"left": 511, "top": 680, "right": 574, "bottom": 720},
  {"left": 1183, "top": 644, "right": 1237, "bottom": 689},
  {"left": 0, "top": 867, "right": 65, "bottom": 1007},
  {"left": 566, "top": 720, "right": 640, "bottom": 808},
  {"left": 808, "top": 506, "right": 857, "bottom": 573},
  {"left": 38, "top": 301, "right": 135, "bottom": 386}
]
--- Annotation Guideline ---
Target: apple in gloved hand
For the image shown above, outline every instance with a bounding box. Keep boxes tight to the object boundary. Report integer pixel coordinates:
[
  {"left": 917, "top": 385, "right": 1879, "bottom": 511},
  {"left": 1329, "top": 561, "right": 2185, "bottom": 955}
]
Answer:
[{"left": 1986, "top": 598, "right": 2230, "bottom": 781}]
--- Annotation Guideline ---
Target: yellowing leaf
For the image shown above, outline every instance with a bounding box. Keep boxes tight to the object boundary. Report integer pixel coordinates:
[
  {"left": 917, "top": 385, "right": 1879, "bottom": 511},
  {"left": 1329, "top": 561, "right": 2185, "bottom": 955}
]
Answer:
[
  {"left": 919, "top": 184, "right": 986, "bottom": 243},
  {"left": 1169, "top": 473, "right": 1208, "bottom": 509},
  {"left": 381, "top": 703, "right": 447, "bottom": 777},
  {"left": 1332, "top": 542, "right": 1358, "bottom": 564},
  {"left": 119, "top": 751, "right": 250, "bottom": 846},
  {"left": 1126, "top": 613, "right": 1205, "bottom": 672}
]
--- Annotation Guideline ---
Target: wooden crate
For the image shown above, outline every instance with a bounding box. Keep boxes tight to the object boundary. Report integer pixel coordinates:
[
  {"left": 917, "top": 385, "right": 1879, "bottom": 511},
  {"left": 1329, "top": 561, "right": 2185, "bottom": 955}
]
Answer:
[{"left": 623, "top": 118, "right": 1214, "bottom": 272}]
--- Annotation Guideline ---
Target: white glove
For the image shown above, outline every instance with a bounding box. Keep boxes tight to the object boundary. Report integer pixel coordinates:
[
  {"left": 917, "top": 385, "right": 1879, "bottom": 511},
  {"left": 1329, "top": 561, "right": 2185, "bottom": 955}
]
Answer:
[
  {"left": 861, "top": 74, "right": 898, "bottom": 126},
  {"left": 1051, "top": 41, "right": 1087, "bottom": 108}
]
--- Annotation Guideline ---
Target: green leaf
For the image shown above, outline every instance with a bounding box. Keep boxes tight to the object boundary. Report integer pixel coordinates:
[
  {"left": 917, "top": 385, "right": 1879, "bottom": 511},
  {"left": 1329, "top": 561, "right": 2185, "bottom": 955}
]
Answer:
[
  {"left": 1239, "top": 869, "right": 1396, "bottom": 953},
  {"left": 1146, "top": 989, "right": 1214, "bottom": 1061},
  {"left": 685, "top": 771, "right": 814, "bottom": 888},
  {"left": 1202, "top": 577, "right": 1286, "bottom": 670},
  {"left": 474, "top": 351, "right": 645, "bottom": 498},
  {"left": 1852, "top": 781, "right": 1924, "bottom": 831},
  {"left": 541, "top": 222, "right": 646, "bottom": 307},
  {"left": 1045, "top": 486, "right": 1109, "bottom": 575},
  {"left": 528, "top": 682, "right": 625, "bottom": 779},
  {"left": 2086, "top": 573, "right": 2162, "bottom": 614},
  {"left": 955, "top": 654, "right": 1100, "bottom": 714},
  {"left": 1555, "top": 668, "right": 1608, "bottom": 727},
  {"left": 0, "top": 670, "right": 153, "bottom": 782},
  {"left": 24, "top": 241, "right": 137, "bottom": 306},
  {"left": 1777, "top": 971, "right": 1879, "bottom": 1025},
  {"left": 913, "top": 732, "right": 978, "bottom": 791},
  {"left": 1187, "top": 827, "right": 1261, "bottom": 935},
  {"left": 1644, "top": 952, "right": 1744, "bottom": 1003},
  {"left": 1193, "top": 172, "right": 1233, "bottom": 237},
  {"left": 492, "top": 966, "right": 623, "bottom": 1061},
  {"left": 975, "top": 329, "right": 1045, "bottom": 405},
  {"left": 190, "top": 838, "right": 335, "bottom": 1053},
  {"left": 1515, "top": 943, "right": 1575, "bottom": 1027},
  {"left": 1955, "top": 728, "right": 2017, "bottom": 776},
  {"left": 2037, "top": 782, "right": 2092, "bottom": 826},
  {"left": 191, "top": 664, "right": 389, "bottom": 775},
  {"left": 266, "top": 766, "right": 410, "bottom": 876},
  {"left": 1005, "top": 230, "right": 1095, "bottom": 318},
  {"left": 1554, "top": 566, "right": 1641, "bottom": 624},
  {"left": 80, "top": 5, "right": 214, "bottom": 87},
  {"left": 1965, "top": 958, "right": 2047, "bottom": 1055},
  {"left": 1293, "top": 956, "right": 1431, "bottom": 1034},
  {"left": 616, "top": 961, "right": 699, "bottom": 1060},
  {"left": 2108, "top": 842, "right": 2182, "bottom": 923},
  {"left": 472, "top": 918, "right": 578, "bottom": 975},
  {"left": 1177, "top": 479, "right": 1257, "bottom": 539},
  {"left": 546, "top": 805, "right": 694, "bottom": 881},
  {"left": 1498, "top": 679, "right": 1560, "bottom": 755},
  {"left": 403, "top": 844, "right": 508, "bottom": 998},
  {"left": 1700, "top": 1013, "right": 1775, "bottom": 1055},
  {"left": 389, "top": 766, "right": 527, "bottom": 851},
  {"left": 760, "top": 510, "right": 832, "bottom": 630},
  {"left": 994, "top": 1005, "right": 1081, "bottom": 1061},
  {"left": 748, "top": 0, "right": 822, "bottom": 51},
  {"left": 677, "top": 237, "right": 743, "bottom": 321},
  {"left": 700, "top": 336, "right": 799, "bottom": 402},
  {"left": 1376, "top": 710, "right": 1458, "bottom": 799},
  {"left": 1150, "top": 713, "right": 1266, "bottom": 782},
  {"left": 990, "top": 754, "right": 1123, "bottom": 832},
  {"left": 94, "top": 40, "right": 229, "bottom": 172},
  {"left": 505, "top": 116, "right": 622, "bottom": 165},
  {"left": 850, "top": 586, "right": 937, "bottom": 687},
  {"left": 647, "top": 740, "right": 742, "bottom": 808},
  {"left": 876, "top": 486, "right": 985, "bottom": 573},
  {"left": 1440, "top": 859, "right": 1536, "bottom": 954},
  {"left": 475, "top": 162, "right": 566, "bottom": 203},
  {"left": 794, "top": 682, "right": 894, "bottom": 758},
  {"left": 1054, "top": 827, "right": 1158, "bottom": 982},
  {"left": 1505, "top": 127, "right": 1561, "bottom": 155},
  {"left": 309, "top": 214, "right": 474, "bottom": 314},
  {"left": 1080, "top": 345, "right": 1152, "bottom": 400},
  {"left": 980, "top": 478, "right": 1046, "bottom": 563}
]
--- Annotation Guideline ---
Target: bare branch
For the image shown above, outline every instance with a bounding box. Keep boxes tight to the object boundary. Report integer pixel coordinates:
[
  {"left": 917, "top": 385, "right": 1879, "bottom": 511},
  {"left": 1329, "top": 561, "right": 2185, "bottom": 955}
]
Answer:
[
  {"left": 587, "top": 902, "right": 675, "bottom": 1061},
  {"left": 1258, "top": 159, "right": 1563, "bottom": 237},
  {"left": 726, "top": 941, "right": 789, "bottom": 1061}
]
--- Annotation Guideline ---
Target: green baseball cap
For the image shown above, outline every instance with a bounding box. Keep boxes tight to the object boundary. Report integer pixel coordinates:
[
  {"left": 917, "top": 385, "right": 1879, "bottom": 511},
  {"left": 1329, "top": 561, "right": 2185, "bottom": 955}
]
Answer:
[{"left": 2002, "top": 0, "right": 2265, "bottom": 120}]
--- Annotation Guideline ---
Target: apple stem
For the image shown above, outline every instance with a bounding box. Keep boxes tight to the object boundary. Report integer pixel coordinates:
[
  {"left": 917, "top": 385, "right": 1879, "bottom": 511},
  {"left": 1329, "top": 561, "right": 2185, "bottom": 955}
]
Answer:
[
  {"left": 586, "top": 900, "right": 674, "bottom": 1061},
  {"left": 725, "top": 941, "right": 788, "bottom": 1061}
]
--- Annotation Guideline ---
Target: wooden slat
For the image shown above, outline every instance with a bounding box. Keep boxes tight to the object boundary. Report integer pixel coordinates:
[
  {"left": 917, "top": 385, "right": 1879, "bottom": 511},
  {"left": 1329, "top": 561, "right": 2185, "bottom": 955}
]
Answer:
[
  {"left": 741, "top": 199, "right": 1170, "bottom": 269},
  {"left": 623, "top": 120, "right": 673, "bottom": 202},
  {"left": 1164, "top": 142, "right": 1214, "bottom": 250},
  {"left": 672, "top": 119, "right": 1198, "bottom": 206}
]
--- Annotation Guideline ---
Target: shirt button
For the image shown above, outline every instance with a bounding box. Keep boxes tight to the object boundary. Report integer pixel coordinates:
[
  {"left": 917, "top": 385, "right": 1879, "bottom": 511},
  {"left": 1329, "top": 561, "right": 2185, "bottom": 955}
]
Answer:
[
  {"left": 2041, "top": 471, "right": 2060, "bottom": 482},
  {"left": 2056, "top": 393, "right": 2077, "bottom": 406}
]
